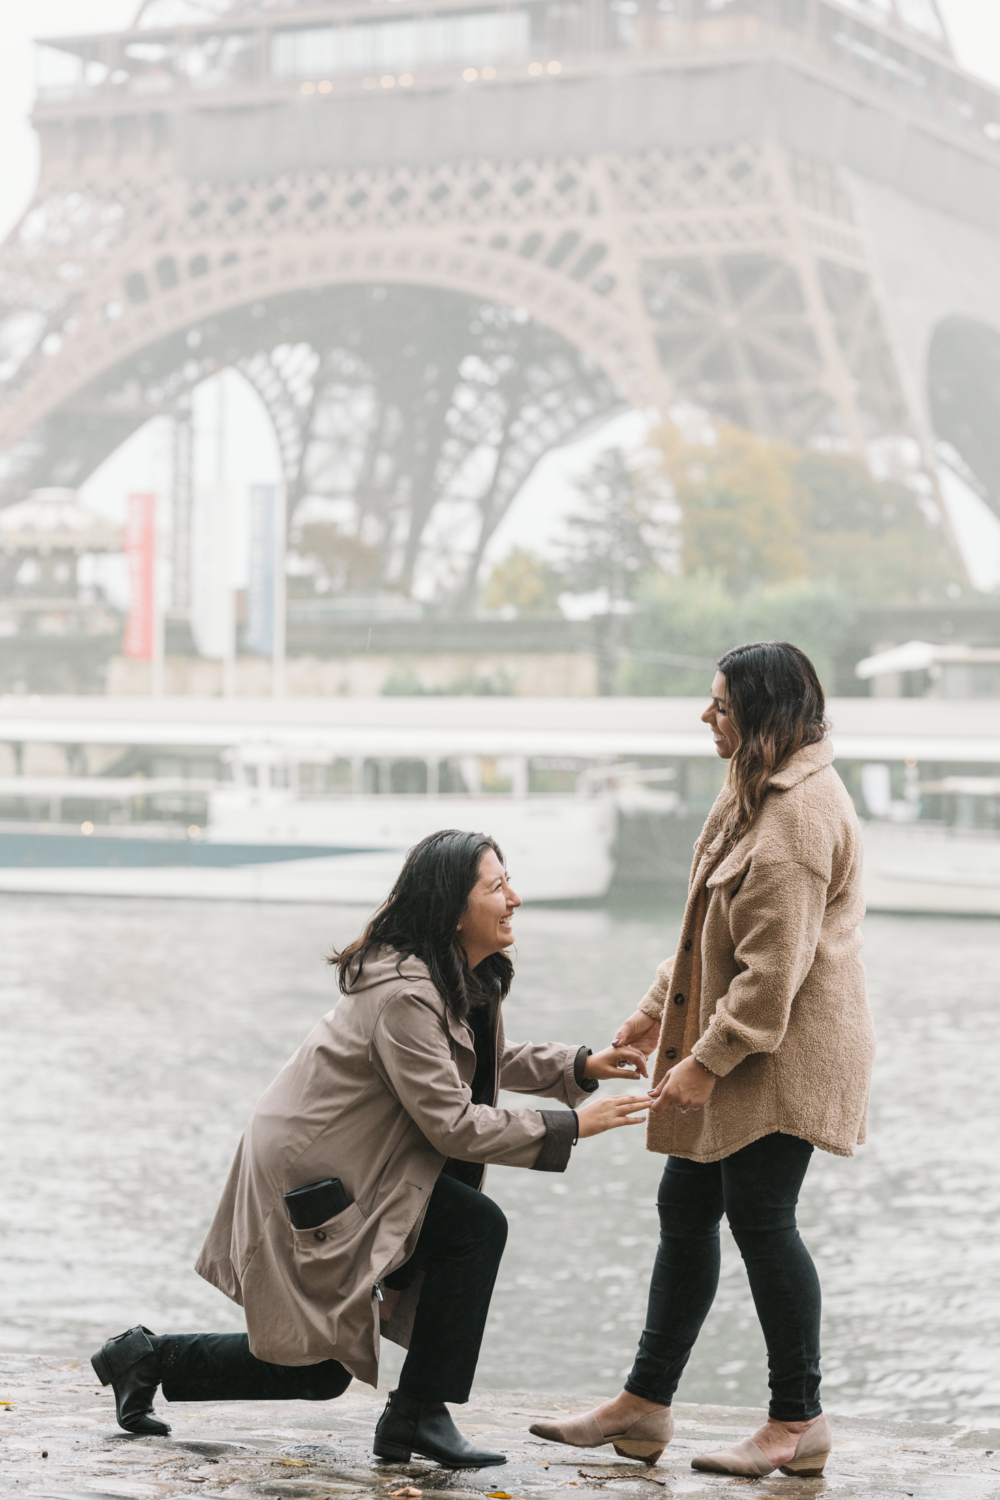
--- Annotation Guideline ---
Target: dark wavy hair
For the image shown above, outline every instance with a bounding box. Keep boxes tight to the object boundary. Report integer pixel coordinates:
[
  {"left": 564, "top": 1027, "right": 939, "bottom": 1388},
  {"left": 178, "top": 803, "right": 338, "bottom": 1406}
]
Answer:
[
  {"left": 332, "top": 829, "right": 513, "bottom": 1021},
  {"left": 716, "top": 641, "right": 828, "bottom": 844}
]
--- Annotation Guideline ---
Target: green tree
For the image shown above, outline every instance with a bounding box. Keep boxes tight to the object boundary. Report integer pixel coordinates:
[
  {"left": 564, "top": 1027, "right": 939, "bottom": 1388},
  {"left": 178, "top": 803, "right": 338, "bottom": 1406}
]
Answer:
[
  {"left": 621, "top": 574, "right": 857, "bottom": 697},
  {"left": 557, "top": 447, "right": 675, "bottom": 693},
  {"left": 559, "top": 447, "right": 672, "bottom": 604},
  {"left": 793, "top": 453, "right": 964, "bottom": 601}
]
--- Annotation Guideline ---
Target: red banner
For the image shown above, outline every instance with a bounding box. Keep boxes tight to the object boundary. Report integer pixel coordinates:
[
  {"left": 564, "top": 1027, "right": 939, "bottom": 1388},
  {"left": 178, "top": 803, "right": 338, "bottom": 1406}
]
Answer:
[{"left": 124, "top": 492, "right": 156, "bottom": 660}]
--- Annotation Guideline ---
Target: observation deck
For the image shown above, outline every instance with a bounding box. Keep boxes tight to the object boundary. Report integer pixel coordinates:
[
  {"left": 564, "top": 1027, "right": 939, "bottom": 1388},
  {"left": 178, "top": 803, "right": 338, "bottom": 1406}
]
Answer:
[{"left": 31, "top": 0, "right": 1000, "bottom": 167}]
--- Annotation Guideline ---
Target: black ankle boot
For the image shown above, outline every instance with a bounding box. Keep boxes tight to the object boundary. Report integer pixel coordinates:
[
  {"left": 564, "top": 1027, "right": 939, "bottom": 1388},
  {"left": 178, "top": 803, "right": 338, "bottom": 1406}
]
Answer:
[
  {"left": 91, "top": 1325, "right": 170, "bottom": 1436},
  {"left": 373, "top": 1389, "right": 505, "bottom": 1469}
]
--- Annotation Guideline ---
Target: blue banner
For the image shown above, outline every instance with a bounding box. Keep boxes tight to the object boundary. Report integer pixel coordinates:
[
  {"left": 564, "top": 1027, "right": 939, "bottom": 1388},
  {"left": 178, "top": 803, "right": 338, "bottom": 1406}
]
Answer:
[{"left": 244, "top": 483, "right": 276, "bottom": 657}]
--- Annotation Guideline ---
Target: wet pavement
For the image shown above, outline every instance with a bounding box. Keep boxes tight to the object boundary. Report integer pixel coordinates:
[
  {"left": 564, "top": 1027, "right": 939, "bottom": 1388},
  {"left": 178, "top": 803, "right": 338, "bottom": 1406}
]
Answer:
[
  {"left": 3, "top": 1355, "right": 1000, "bottom": 1500},
  {"left": 4, "top": 898, "right": 1000, "bottom": 1425}
]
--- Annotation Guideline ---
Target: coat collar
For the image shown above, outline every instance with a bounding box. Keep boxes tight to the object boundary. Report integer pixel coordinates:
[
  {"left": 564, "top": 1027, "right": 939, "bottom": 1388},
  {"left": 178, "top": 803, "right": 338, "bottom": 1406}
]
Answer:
[
  {"left": 348, "top": 948, "right": 474, "bottom": 1052},
  {"left": 700, "top": 739, "right": 833, "bottom": 890},
  {"left": 768, "top": 737, "right": 834, "bottom": 790},
  {"left": 392, "top": 954, "right": 475, "bottom": 1051}
]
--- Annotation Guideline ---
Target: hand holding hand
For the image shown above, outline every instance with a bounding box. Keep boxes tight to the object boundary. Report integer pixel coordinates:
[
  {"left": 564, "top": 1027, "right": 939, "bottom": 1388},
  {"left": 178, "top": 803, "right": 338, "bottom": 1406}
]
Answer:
[
  {"left": 576, "top": 1091, "right": 651, "bottom": 1138},
  {"left": 612, "top": 1010, "right": 661, "bottom": 1057},
  {"left": 649, "top": 1055, "right": 716, "bottom": 1114},
  {"left": 585, "top": 1043, "right": 650, "bottom": 1081}
]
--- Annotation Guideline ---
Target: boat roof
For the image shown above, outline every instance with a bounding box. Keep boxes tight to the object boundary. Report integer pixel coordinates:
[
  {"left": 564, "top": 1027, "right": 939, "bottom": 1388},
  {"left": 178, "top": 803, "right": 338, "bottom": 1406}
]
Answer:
[{"left": 0, "top": 695, "right": 984, "bottom": 763}]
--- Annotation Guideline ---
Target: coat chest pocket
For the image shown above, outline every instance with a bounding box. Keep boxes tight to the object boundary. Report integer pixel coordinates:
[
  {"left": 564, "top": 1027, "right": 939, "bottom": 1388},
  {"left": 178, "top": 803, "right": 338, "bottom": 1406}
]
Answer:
[{"left": 290, "top": 1201, "right": 367, "bottom": 1292}]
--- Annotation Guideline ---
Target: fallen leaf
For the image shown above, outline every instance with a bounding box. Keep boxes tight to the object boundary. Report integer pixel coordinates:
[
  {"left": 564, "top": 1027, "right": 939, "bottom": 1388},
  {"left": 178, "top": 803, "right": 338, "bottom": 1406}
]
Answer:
[
  {"left": 487, "top": 1493, "right": 512, "bottom": 1498},
  {"left": 388, "top": 1488, "right": 423, "bottom": 1497},
  {"left": 280, "top": 1458, "right": 310, "bottom": 1467}
]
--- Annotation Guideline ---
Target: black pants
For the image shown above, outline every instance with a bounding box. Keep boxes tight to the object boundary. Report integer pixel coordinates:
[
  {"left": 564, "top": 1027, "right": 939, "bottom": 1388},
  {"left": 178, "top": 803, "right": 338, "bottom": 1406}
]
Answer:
[
  {"left": 625, "top": 1132, "right": 821, "bottom": 1422},
  {"left": 160, "top": 1173, "right": 507, "bottom": 1408}
]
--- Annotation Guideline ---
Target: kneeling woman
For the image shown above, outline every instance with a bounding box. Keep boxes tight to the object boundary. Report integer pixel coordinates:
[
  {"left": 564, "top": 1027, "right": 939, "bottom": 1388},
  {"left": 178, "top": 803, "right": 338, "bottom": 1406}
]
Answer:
[{"left": 92, "top": 830, "right": 648, "bottom": 1469}]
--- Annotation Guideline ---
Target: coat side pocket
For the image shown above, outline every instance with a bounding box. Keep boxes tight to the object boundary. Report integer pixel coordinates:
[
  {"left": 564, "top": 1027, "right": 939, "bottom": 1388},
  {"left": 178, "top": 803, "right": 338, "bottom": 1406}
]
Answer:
[{"left": 290, "top": 1200, "right": 368, "bottom": 1297}]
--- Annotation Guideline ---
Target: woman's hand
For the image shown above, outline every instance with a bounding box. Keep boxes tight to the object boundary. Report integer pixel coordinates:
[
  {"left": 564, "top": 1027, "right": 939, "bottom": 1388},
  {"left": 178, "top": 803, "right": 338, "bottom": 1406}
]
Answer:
[
  {"left": 612, "top": 1010, "right": 661, "bottom": 1058},
  {"left": 649, "top": 1056, "right": 716, "bottom": 1114},
  {"left": 576, "top": 1092, "right": 651, "bottom": 1138},
  {"left": 585, "top": 1043, "right": 650, "bottom": 1081}
]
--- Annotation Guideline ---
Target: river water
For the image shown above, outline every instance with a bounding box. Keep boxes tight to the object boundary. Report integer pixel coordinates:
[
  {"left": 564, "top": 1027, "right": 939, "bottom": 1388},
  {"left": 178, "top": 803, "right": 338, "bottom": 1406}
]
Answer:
[{"left": 1, "top": 893, "right": 998, "bottom": 1424}]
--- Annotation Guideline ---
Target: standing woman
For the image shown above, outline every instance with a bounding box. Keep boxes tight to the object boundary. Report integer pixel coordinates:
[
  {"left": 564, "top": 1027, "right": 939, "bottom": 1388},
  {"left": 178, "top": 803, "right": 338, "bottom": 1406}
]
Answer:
[{"left": 531, "top": 642, "right": 876, "bottom": 1477}]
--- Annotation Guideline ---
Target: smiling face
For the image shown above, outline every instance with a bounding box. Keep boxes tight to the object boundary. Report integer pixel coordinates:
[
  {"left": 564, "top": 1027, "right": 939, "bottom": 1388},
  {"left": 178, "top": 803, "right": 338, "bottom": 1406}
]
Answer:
[
  {"left": 456, "top": 846, "right": 521, "bottom": 971},
  {"left": 701, "top": 670, "right": 740, "bottom": 759}
]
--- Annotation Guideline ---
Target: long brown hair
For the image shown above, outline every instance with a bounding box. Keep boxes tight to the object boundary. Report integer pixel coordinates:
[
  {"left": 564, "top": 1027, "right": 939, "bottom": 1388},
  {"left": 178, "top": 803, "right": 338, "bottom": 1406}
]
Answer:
[
  {"left": 716, "top": 641, "right": 828, "bottom": 844},
  {"left": 332, "top": 829, "right": 513, "bottom": 1022}
]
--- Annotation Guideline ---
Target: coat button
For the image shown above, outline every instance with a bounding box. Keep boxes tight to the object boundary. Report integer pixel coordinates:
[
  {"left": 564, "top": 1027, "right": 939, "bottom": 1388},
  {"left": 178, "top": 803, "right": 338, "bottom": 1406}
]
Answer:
[
  {"left": 314, "top": 1229, "right": 327, "bottom": 1242},
  {"left": 665, "top": 1048, "right": 677, "bottom": 1060},
  {"left": 684, "top": 940, "right": 692, "bottom": 951},
  {"left": 673, "top": 993, "right": 685, "bottom": 1005}
]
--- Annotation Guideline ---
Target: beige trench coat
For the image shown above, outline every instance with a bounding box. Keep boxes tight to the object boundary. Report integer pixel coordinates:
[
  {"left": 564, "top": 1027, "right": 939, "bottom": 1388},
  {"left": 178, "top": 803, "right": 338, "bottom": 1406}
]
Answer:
[
  {"left": 640, "top": 740, "right": 876, "bottom": 1162},
  {"left": 195, "top": 948, "right": 590, "bottom": 1386}
]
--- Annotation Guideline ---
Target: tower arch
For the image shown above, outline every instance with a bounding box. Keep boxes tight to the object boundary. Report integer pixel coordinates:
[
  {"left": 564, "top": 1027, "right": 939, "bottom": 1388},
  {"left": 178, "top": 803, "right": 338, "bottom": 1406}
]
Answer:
[{"left": 929, "top": 315, "right": 1000, "bottom": 514}]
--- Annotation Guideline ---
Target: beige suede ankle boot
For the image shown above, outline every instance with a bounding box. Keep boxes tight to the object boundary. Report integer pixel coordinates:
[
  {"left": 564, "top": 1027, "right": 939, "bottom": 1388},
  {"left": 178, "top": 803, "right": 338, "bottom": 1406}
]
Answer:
[
  {"left": 691, "top": 1414, "right": 832, "bottom": 1478},
  {"left": 530, "top": 1405, "right": 674, "bottom": 1465}
]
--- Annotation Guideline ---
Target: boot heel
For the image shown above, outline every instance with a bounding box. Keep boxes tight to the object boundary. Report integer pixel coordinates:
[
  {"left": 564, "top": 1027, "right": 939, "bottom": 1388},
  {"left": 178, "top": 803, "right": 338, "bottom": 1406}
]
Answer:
[
  {"left": 779, "top": 1451, "right": 830, "bottom": 1477},
  {"left": 91, "top": 1351, "right": 111, "bottom": 1387},
  {"left": 612, "top": 1440, "right": 666, "bottom": 1465},
  {"left": 373, "top": 1440, "right": 413, "bottom": 1463}
]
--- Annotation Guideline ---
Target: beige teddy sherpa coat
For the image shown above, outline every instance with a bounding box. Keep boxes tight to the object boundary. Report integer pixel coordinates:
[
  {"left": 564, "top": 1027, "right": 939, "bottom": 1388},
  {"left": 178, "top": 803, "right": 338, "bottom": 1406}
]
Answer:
[{"left": 641, "top": 739, "right": 875, "bottom": 1163}]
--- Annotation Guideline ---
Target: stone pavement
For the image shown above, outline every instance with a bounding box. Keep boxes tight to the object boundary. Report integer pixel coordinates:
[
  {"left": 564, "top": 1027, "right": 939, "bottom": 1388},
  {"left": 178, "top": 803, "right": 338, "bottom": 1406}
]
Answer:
[{"left": 2, "top": 1356, "right": 1000, "bottom": 1500}]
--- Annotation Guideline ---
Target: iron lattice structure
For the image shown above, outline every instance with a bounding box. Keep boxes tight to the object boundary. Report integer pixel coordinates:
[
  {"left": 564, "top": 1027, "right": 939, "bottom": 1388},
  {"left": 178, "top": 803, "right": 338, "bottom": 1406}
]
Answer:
[{"left": 2, "top": 0, "right": 997, "bottom": 606}]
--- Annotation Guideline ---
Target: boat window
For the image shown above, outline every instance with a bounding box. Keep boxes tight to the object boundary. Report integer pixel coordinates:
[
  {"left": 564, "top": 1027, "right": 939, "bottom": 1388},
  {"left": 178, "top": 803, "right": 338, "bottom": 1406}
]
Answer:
[
  {"left": 438, "top": 758, "right": 469, "bottom": 794},
  {"left": 363, "top": 758, "right": 381, "bottom": 794},
  {"left": 299, "top": 760, "right": 353, "bottom": 794},
  {"left": 0, "top": 795, "right": 43, "bottom": 822},
  {"left": 529, "top": 758, "right": 585, "bottom": 794},
  {"left": 480, "top": 757, "right": 513, "bottom": 795},
  {"left": 103, "top": 748, "right": 230, "bottom": 781},
  {"left": 390, "top": 759, "right": 428, "bottom": 795}
]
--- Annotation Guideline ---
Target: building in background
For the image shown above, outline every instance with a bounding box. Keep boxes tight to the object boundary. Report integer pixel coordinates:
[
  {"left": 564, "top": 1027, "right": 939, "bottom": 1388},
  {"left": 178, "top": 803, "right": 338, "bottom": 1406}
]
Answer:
[
  {"left": 0, "top": 488, "right": 121, "bottom": 692},
  {"left": 1, "top": 0, "right": 1000, "bottom": 693}
]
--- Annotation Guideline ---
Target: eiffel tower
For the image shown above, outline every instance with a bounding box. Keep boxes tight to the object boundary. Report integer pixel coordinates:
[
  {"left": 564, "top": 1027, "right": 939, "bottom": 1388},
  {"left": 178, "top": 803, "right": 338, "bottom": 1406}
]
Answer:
[{"left": 2, "top": 0, "right": 999, "bottom": 611}]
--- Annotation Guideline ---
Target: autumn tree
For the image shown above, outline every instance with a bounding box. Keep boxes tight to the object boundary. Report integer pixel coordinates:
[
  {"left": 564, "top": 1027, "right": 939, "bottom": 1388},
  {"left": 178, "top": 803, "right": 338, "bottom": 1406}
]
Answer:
[
  {"left": 656, "top": 424, "right": 963, "bottom": 603},
  {"left": 658, "top": 425, "right": 804, "bottom": 594},
  {"left": 481, "top": 548, "right": 563, "bottom": 616},
  {"left": 298, "top": 522, "right": 384, "bottom": 594}
]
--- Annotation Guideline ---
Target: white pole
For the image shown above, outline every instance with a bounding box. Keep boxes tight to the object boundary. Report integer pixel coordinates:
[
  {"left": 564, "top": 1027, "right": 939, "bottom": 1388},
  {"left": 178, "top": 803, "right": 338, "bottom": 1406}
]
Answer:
[
  {"left": 273, "top": 480, "right": 287, "bottom": 698},
  {"left": 217, "top": 375, "right": 237, "bottom": 699},
  {"left": 222, "top": 505, "right": 237, "bottom": 699}
]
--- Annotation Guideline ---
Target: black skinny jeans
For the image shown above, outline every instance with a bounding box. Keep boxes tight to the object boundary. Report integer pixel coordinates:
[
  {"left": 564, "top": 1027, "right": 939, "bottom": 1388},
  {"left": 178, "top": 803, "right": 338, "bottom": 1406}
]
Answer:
[
  {"left": 160, "top": 1173, "right": 506, "bottom": 1408},
  {"left": 625, "top": 1132, "right": 821, "bottom": 1422}
]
